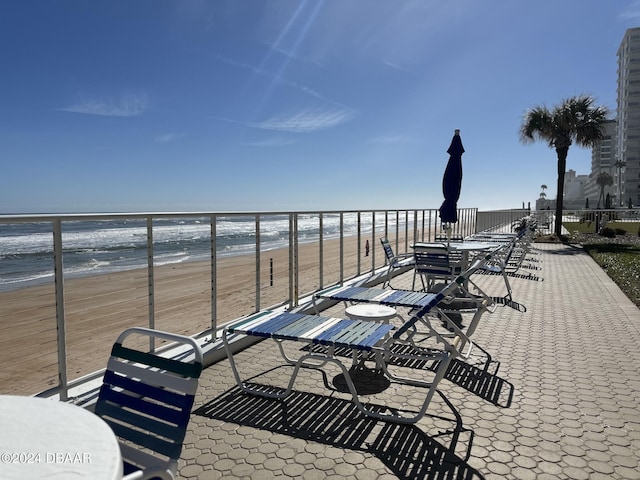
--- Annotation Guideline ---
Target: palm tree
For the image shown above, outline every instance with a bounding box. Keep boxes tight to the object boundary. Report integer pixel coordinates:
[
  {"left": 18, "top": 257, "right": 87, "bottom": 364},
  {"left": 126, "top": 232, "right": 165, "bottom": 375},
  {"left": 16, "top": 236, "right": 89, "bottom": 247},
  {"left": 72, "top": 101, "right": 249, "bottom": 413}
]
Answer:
[
  {"left": 596, "top": 172, "right": 613, "bottom": 208},
  {"left": 520, "top": 95, "right": 609, "bottom": 237}
]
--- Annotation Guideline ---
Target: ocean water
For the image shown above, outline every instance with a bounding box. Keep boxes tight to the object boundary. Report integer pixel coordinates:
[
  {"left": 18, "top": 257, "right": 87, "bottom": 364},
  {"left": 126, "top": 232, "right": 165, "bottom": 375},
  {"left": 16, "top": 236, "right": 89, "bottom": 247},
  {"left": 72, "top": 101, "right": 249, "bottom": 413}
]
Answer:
[{"left": 0, "top": 213, "right": 411, "bottom": 292}]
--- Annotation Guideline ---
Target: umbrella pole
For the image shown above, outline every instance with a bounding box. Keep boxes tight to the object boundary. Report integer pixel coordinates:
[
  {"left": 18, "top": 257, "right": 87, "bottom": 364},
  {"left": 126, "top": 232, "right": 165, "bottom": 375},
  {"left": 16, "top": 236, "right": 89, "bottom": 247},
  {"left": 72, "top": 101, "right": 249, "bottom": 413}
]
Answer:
[{"left": 443, "top": 222, "right": 451, "bottom": 247}]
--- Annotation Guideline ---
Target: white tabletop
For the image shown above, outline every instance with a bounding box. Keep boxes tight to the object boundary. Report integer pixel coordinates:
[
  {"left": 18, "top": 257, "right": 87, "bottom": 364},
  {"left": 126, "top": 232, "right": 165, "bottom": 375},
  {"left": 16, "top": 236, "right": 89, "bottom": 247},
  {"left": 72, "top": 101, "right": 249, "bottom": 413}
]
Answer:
[
  {"left": 0, "top": 395, "right": 122, "bottom": 480},
  {"left": 447, "top": 241, "right": 501, "bottom": 251},
  {"left": 346, "top": 304, "right": 397, "bottom": 322},
  {"left": 412, "top": 241, "right": 500, "bottom": 251}
]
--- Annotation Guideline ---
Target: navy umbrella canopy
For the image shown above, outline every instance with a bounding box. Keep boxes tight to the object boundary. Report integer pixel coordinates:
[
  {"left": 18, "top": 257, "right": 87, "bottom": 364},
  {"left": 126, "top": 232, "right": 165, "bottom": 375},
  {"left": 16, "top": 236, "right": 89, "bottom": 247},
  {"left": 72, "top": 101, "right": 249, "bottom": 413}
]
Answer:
[{"left": 439, "top": 129, "right": 464, "bottom": 224}]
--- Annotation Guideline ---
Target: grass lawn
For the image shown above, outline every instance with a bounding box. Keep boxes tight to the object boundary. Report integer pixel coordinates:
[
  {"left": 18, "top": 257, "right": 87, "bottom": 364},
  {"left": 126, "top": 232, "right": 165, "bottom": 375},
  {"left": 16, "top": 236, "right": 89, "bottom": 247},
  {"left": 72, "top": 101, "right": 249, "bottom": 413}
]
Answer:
[
  {"left": 563, "top": 221, "right": 640, "bottom": 308},
  {"left": 564, "top": 220, "right": 640, "bottom": 235}
]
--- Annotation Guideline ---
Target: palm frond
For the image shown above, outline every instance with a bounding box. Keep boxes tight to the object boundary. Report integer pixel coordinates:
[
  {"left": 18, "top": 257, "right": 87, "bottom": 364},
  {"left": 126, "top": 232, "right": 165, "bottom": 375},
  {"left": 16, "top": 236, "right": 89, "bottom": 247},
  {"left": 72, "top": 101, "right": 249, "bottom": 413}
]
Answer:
[
  {"left": 520, "top": 94, "right": 609, "bottom": 148},
  {"left": 520, "top": 106, "right": 555, "bottom": 146}
]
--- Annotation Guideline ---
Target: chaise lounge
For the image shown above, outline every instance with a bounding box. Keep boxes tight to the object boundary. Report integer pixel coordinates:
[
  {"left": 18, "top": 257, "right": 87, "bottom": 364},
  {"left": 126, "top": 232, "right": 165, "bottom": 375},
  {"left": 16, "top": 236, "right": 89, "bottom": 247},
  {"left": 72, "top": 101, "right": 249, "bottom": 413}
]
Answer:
[{"left": 222, "top": 254, "right": 495, "bottom": 424}]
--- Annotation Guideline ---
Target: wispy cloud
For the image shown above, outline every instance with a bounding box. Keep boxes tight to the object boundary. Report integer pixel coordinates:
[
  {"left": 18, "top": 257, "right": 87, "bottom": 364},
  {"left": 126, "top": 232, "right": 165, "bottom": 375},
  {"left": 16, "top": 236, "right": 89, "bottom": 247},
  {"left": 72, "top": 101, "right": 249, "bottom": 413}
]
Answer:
[
  {"left": 256, "top": 107, "right": 356, "bottom": 133},
  {"left": 383, "top": 60, "right": 416, "bottom": 74},
  {"left": 258, "top": 1, "right": 477, "bottom": 69},
  {"left": 618, "top": 1, "right": 640, "bottom": 21},
  {"left": 215, "top": 54, "right": 349, "bottom": 109},
  {"left": 241, "top": 137, "right": 297, "bottom": 147},
  {"left": 211, "top": 106, "right": 356, "bottom": 134},
  {"left": 155, "top": 132, "right": 185, "bottom": 143},
  {"left": 59, "top": 94, "right": 148, "bottom": 117}
]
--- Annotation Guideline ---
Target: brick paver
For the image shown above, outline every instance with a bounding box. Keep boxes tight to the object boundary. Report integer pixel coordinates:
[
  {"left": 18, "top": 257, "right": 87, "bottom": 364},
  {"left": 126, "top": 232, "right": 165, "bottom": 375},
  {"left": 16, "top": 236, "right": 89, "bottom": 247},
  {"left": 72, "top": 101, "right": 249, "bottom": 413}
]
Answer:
[{"left": 179, "top": 243, "right": 640, "bottom": 479}]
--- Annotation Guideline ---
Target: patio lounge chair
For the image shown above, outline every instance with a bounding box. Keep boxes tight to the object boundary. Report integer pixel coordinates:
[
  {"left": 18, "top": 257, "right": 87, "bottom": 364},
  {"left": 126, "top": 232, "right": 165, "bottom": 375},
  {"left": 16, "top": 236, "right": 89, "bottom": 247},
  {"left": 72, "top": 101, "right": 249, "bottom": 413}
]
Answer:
[
  {"left": 312, "top": 251, "right": 498, "bottom": 358},
  {"left": 95, "top": 327, "right": 203, "bottom": 480},
  {"left": 468, "top": 226, "right": 543, "bottom": 301},
  {"left": 380, "top": 237, "right": 414, "bottom": 288},
  {"left": 223, "top": 254, "right": 494, "bottom": 424}
]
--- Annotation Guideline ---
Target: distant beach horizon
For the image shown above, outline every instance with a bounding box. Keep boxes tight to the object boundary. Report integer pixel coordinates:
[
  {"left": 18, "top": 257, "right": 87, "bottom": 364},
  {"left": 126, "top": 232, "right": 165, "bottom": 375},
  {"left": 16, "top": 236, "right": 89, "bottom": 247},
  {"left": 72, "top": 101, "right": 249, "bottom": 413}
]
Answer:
[{"left": 0, "top": 213, "right": 427, "bottom": 292}]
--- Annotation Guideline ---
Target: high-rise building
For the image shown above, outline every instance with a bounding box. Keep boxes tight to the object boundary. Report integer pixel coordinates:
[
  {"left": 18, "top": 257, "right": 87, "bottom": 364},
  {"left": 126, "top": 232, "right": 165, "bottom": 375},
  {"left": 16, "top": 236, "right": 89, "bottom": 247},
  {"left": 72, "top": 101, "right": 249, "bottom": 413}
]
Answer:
[
  {"left": 616, "top": 27, "right": 640, "bottom": 208},
  {"left": 563, "top": 169, "right": 590, "bottom": 209},
  {"left": 585, "top": 119, "right": 616, "bottom": 206}
]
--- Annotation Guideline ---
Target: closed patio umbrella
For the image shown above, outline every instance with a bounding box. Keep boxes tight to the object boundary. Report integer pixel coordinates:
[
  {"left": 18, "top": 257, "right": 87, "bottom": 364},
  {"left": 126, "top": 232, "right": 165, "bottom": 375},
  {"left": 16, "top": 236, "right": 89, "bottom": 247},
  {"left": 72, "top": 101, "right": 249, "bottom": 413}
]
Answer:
[{"left": 439, "top": 129, "right": 464, "bottom": 235}]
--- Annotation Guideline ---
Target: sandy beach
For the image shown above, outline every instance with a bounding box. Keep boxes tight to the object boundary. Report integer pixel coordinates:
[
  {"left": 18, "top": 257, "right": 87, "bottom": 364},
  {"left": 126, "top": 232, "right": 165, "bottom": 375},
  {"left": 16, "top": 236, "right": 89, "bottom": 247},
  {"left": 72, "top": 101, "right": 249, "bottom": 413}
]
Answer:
[{"left": 0, "top": 233, "right": 414, "bottom": 396}]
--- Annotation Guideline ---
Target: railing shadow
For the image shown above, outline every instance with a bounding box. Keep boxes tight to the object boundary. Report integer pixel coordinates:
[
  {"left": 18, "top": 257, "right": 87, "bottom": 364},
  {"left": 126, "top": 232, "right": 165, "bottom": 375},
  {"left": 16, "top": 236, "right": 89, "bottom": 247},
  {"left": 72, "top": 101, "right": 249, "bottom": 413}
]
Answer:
[
  {"left": 542, "top": 244, "right": 585, "bottom": 255},
  {"left": 196, "top": 381, "right": 485, "bottom": 480}
]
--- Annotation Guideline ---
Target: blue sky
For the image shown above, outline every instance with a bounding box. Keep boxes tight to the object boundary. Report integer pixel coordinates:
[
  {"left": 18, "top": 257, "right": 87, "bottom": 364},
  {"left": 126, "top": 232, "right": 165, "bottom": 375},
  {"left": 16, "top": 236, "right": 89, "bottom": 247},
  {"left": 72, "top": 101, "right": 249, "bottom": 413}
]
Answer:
[{"left": 1, "top": 0, "right": 638, "bottom": 214}]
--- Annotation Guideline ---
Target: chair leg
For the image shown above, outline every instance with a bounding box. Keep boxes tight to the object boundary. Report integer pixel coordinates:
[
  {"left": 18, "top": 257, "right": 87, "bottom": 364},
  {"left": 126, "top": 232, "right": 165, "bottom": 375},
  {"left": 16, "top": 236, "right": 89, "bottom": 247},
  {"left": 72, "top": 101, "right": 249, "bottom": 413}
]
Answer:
[
  {"left": 502, "top": 272, "right": 513, "bottom": 301},
  {"left": 384, "top": 266, "right": 393, "bottom": 288},
  {"left": 413, "top": 271, "right": 427, "bottom": 292}
]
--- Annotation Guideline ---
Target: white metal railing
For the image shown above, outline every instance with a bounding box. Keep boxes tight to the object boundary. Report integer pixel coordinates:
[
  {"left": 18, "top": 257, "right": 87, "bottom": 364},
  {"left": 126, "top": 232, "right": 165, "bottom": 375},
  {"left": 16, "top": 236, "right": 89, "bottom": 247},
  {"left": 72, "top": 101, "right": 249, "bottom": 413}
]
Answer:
[
  {"left": 0, "top": 207, "right": 535, "bottom": 399},
  {"left": 475, "top": 209, "right": 532, "bottom": 233},
  {"left": 530, "top": 208, "right": 640, "bottom": 235}
]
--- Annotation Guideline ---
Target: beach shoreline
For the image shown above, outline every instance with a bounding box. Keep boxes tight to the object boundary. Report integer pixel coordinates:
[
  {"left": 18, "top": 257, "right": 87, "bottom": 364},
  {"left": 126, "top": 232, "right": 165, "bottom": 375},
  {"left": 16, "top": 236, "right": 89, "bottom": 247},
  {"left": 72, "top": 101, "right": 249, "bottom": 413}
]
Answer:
[{"left": 0, "top": 232, "right": 414, "bottom": 396}]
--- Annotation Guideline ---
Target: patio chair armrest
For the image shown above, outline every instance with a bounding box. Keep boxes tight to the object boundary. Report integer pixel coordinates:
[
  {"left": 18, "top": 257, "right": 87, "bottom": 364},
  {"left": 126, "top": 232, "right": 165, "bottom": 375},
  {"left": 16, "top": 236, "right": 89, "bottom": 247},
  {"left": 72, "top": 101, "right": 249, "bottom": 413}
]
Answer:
[{"left": 115, "top": 327, "right": 204, "bottom": 365}]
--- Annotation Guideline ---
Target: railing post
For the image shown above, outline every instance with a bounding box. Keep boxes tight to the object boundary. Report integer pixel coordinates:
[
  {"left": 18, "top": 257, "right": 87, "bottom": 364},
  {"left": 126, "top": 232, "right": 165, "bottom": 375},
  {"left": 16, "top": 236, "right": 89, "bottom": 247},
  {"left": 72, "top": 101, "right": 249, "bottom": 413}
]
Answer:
[
  {"left": 210, "top": 215, "right": 217, "bottom": 332},
  {"left": 339, "top": 213, "right": 344, "bottom": 284},
  {"left": 255, "top": 215, "right": 261, "bottom": 312},
  {"left": 404, "top": 210, "right": 409, "bottom": 251},
  {"left": 294, "top": 214, "right": 299, "bottom": 306},
  {"left": 288, "top": 215, "right": 294, "bottom": 308},
  {"left": 146, "top": 217, "right": 155, "bottom": 351},
  {"left": 357, "top": 211, "right": 361, "bottom": 276},
  {"left": 53, "top": 219, "right": 68, "bottom": 401},
  {"left": 461, "top": 208, "right": 467, "bottom": 237},
  {"left": 395, "top": 211, "right": 399, "bottom": 252},
  {"left": 288, "top": 214, "right": 299, "bottom": 307},
  {"left": 319, "top": 213, "right": 324, "bottom": 289},
  {"left": 384, "top": 211, "right": 389, "bottom": 242},
  {"left": 371, "top": 211, "right": 376, "bottom": 272}
]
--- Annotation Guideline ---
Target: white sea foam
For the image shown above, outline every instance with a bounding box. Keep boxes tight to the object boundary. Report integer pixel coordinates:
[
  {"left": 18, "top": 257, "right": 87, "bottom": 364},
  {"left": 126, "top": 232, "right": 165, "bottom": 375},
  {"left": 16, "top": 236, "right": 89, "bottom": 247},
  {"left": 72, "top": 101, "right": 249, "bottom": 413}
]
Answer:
[{"left": 0, "top": 212, "right": 414, "bottom": 291}]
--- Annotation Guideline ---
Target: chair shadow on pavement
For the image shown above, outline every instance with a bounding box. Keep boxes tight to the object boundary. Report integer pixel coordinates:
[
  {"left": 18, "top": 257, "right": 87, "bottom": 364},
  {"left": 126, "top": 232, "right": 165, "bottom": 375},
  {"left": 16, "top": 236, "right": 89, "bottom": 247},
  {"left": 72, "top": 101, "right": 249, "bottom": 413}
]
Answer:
[
  {"left": 196, "top": 376, "right": 487, "bottom": 480},
  {"left": 444, "top": 357, "right": 514, "bottom": 408},
  {"left": 304, "top": 344, "right": 514, "bottom": 408}
]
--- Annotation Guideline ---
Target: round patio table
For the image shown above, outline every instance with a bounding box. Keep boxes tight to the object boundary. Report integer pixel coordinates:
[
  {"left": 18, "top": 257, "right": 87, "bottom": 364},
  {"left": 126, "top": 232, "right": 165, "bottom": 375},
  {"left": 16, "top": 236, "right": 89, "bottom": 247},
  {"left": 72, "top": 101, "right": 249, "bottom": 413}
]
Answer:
[
  {"left": 0, "top": 395, "right": 122, "bottom": 480},
  {"left": 346, "top": 304, "right": 398, "bottom": 323}
]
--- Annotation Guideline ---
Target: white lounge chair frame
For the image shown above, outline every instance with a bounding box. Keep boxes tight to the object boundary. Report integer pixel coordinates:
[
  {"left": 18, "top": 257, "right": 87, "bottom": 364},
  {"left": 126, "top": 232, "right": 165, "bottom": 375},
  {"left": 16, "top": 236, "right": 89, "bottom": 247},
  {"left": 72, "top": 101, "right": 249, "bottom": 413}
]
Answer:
[{"left": 223, "top": 255, "right": 495, "bottom": 425}]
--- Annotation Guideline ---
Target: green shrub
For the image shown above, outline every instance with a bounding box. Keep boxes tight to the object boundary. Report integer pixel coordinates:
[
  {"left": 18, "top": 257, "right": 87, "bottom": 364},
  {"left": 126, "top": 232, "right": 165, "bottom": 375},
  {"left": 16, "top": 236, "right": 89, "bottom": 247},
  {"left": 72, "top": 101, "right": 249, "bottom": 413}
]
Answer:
[{"left": 599, "top": 227, "right": 616, "bottom": 238}]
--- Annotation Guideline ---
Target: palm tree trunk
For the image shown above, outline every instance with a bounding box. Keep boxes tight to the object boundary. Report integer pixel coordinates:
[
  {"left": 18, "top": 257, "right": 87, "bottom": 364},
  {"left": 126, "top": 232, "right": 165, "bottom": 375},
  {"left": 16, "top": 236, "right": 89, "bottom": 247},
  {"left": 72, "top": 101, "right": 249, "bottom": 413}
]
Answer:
[
  {"left": 555, "top": 146, "right": 569, "bottom": 236},
  {"left": 597, "top": 187, "right": 604, "bottom": 209}
]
